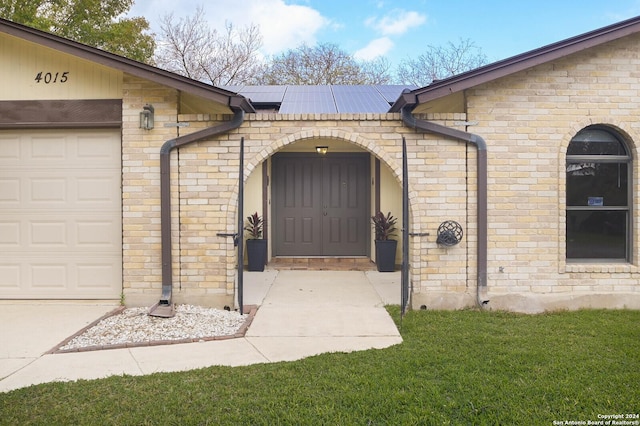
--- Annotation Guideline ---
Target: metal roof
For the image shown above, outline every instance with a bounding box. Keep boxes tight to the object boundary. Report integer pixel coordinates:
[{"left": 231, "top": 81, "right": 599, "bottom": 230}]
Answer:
[{"left": 221, "top": 84, "right": 417, "bottom": 113}]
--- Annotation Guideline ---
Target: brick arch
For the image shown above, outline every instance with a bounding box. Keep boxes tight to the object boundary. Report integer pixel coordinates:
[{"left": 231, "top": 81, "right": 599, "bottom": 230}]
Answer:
[
  {"left": 244, "top": 128, "right": 403, "bottom": 183},
  {"left": 227, "top": 127, "right": 407, "bottom": 232},
  {"left": 559, "top": 117, "right": 639, "bottom": 160},
  {"left": 227, "top": 129, "right": 404, "bottom": 206},
  {"left": 558, "top": 117, "right": 639, "bottom": 201}
]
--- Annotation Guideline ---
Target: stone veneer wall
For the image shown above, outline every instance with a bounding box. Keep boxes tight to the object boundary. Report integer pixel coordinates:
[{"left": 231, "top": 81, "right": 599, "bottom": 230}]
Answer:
[
  {"left": 122, "top": 76, "right": 180, "bottom": 307},
  {"left": 463, "top": 34, "right": 640, "bottom": 312},
  {"left": 120, "top": 83, "right": 475, "bottom": 308},
  {"left": 121, "top": 33, "right": 640, "bottom": 312}
]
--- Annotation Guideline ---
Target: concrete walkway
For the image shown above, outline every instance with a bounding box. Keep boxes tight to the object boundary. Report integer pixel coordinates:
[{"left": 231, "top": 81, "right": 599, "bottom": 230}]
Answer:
[{"left": 0, "top": 270, "right": 402, "bottom": 393}]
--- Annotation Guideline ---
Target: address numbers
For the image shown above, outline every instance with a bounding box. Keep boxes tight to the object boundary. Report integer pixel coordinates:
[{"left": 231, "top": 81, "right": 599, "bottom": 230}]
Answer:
[{"left": 34, "top": 71, "right": 69, "bottom": 84}]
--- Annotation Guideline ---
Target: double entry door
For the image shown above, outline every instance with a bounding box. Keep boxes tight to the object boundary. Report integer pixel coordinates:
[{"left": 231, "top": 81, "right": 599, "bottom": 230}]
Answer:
[{"left": 272, "top": 153, "right": 370, "bottom": 256}]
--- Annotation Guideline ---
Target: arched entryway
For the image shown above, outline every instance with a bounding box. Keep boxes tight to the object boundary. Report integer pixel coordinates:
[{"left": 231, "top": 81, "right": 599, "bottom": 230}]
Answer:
[{"left": 240, "top": 130, "right": 406, "bottom": 272}]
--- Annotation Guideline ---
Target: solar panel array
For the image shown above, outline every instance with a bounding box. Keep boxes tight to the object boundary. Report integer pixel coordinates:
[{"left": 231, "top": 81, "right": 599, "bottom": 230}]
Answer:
[{"left": 220, "top": 84, "right": 418, "bottom": 113}]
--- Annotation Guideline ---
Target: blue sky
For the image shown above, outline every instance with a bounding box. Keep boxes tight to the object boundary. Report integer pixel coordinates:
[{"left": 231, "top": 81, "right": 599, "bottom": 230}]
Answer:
[{"left": 129, "top": 0, "right": 640, "bottom": 66}]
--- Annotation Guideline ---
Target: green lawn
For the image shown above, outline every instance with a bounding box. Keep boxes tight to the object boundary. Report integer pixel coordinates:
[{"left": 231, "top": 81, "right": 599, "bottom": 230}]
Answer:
[{"left": 1, "top": 308, "right": 638, "bottom": 425}]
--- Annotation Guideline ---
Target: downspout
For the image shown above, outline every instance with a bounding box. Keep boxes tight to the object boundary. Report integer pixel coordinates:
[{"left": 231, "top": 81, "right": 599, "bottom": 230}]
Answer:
[
  {"left": 157, "top": 107, "right": 245, "bottom": 307},
  {"left": 401, "top": 106, "right": 489, "bottom": 307}
]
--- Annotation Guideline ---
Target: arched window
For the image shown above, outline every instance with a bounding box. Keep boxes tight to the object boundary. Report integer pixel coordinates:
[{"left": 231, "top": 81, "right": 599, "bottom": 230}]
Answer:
[{"left": 566, "top": 126, "right": 631, "bottom": 261}]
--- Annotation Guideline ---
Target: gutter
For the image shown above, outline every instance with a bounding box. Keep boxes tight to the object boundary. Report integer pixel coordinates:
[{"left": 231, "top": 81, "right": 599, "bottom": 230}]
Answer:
[
  {"left": 400, "top": 104, "right": 489, "bottom": 308},
  {"left": 154, "top": 107, "right": 246, "bottom": 313}
]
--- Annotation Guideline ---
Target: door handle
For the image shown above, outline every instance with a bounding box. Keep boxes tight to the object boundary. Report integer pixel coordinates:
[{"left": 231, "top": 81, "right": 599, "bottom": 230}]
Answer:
[{"left": 323, "top": 212, "right": 327, "bottom": 216}]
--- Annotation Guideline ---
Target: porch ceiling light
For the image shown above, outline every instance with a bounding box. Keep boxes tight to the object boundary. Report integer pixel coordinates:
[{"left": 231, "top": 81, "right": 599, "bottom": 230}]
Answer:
[
  {"left": 139, "top": 104, "right": 154, "bottom": 130},
  {"left": 316, "top": 146, "right": 328, "bottom": 155}
]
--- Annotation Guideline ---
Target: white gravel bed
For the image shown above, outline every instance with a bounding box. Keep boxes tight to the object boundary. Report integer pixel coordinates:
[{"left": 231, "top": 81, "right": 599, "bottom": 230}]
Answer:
[{"left": 59, "top": 305, "right": 248, "bottom": 351}]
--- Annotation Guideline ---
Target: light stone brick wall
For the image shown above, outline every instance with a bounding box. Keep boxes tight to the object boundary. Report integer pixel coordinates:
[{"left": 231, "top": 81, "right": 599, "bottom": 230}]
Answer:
[
  {"left": 120, "top": 86, "right": 475, "bottom": 308},
  {"left": 120, "top": 33, "right": 640, "bottom": 312},
  {"left": 460, "top": 34, "right": 640, "bottom": 312},
  {"left": 180, "top": 113, "right": 473, "bottom": 309},
  {"left": 122, "top": 76, "right": 181, "bottom": 306}
]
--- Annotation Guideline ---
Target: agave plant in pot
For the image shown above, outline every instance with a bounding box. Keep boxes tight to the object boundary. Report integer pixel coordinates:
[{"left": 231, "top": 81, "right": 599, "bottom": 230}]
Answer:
[
  {"left": 372, "top": 211, "right": 398, "bottom": 272},
  {"left": 244, "top": 212, "right": 267, "bottom": 271}
]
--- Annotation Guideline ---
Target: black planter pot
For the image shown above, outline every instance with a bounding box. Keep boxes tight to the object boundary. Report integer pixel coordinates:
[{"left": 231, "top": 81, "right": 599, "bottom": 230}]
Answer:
[
  {"left": 375, "top": 239, "right": 397, "bottom": 272},
  {"left": 246, "top": 239, "right": 267, "bottom": 271}
]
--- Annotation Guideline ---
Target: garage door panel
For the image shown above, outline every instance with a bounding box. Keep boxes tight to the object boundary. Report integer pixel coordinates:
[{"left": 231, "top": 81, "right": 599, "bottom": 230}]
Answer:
[
  {"left": 31, "top": 220, "right": 67, "bottom": 245},
  {"left": 30, "top": 136, "right": 67, "bottom": 160},
  {"left": 0, "top": 178, "right": 19, "bottom": 203},
  {"left": 0, "top": 135, "right": 20, "bottom": 160},
  {"left": 0, "top": 174, "right": 120, "bottom": 209},
  {"left": 31, "top": 263, "right": 67, "bottom": 288},
  {"left": 31, "top": 177, "right": 66, "bottom": 203},
  {"left": 76, "top": 259, "right": 121, "bottom": 289},
  {"left": 0, "top": 264, "right": 20, "bottom": 289},
  {"left": 77, "top": 176, "right": 120, "bottom": 204},
  {"left": 2, "top": 253, "right": 121, "bottom": 298},
  {"left": 77, "top": 134, "right": 121, "bottom": 161},
  {"left": 26, "top": 173, "right": 120, "bottom": 209},
  {"left": 0, "top": 132, "right": 120, "bottom": 165},
  {"left": 0, "top": 129, "right": 122, "bottom": 299},
  {"left": 77, "top": 220, "right": 119, "bottom": 247},
  {"left": 0, "top": 216, "right": 119, "bottom": 251},
  {"left": 31, "top": 257, "right": 119, "bottom": 295},
  {"left": 0, "top": 221, "right": 20, "bottom": 245}
]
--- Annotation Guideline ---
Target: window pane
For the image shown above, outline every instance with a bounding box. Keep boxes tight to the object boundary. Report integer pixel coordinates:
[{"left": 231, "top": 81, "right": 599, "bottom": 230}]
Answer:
[
  {"left": 566, "top": 163, "right": 628, "bottom": 206},
  {"left": 566, "top": 210, "right": 626, "bottom": 259},
  {"left": 567, "top": 129, "right": 627, "bottom": 155}
]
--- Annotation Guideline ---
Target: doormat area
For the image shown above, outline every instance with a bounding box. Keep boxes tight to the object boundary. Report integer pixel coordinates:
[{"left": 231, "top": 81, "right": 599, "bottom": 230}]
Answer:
[
  {"left": 270, "top": 257, "right": 376, "bottom": 271},
  {"left": 48, "top": 305, "right": 258, "bottom": 354}
]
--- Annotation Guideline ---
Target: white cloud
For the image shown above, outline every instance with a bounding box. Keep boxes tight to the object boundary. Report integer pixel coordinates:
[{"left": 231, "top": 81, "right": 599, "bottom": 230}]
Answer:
[
  {"left": 365, "top": 9, "right": 426, "bottom": 36},
  {"left": 354, "top": 37, "right": 394, "bottom": 60},
  {"left": 244, "top": 1, "right": 330, "bottom": 54},
  {"left": 129, "top": 0, "right": 329, "bottom": 56}
]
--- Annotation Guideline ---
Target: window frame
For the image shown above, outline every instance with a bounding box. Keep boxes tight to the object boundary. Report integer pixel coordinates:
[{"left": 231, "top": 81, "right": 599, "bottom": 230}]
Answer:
[{"left": 566, "top": 126, "right": 632, "bottom": 263}]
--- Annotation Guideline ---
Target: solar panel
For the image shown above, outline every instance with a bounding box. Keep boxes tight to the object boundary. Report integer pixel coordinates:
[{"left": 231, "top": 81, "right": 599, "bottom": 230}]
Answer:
[
  {"left": 279, "top": 85, "right": 337, "bottom": 113},
  {"left": 375, "top": 85, "right": 418, "bottom": 103},
  {"left": 332, "top": 85, "right": 390, "bottom": 113},
  {"left": 221, "top": 85, "right": 287, "bottom": 104}
]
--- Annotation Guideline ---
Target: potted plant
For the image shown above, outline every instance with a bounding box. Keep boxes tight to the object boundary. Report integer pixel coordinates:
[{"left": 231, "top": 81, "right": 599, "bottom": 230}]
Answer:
[
  {"left": 371, "top": 211, "right": 398, "bottom": 272},
  {"left": 244, "top": 212, "right": 267, "bottom": 271}
]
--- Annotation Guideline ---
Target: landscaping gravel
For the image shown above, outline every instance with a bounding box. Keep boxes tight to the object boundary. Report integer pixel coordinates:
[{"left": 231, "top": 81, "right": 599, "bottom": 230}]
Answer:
[{"left": 59, "top": 305, "right": 248, "bottom": 351}]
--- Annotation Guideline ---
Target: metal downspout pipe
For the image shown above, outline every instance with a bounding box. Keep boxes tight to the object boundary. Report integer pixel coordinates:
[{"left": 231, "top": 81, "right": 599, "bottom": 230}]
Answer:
[
  {"left": 157, "top": 108, "right": 245, "bottom": 307},
  {"left": 401, "top": 106, "right": 489, "bottom": 307}
]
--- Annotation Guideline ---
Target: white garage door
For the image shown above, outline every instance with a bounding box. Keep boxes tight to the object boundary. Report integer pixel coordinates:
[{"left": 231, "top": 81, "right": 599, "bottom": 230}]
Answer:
[{"left": 0, "top": 130, "right": 122, "bottom": 299}]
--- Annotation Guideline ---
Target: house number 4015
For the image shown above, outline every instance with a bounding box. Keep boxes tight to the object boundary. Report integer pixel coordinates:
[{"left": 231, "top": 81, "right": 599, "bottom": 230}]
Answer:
[{"left": 34, "top": 71, "right": 69, "bottom": 84}]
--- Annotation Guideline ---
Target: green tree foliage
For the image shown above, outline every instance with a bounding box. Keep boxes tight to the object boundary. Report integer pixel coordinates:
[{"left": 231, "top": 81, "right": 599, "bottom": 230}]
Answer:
[{"left": 0, "top": 0, "right": 155, "bottom": 63}]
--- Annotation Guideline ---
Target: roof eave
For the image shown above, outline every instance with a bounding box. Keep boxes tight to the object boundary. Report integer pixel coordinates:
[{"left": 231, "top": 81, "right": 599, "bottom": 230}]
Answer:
[
  {"left": 388, "top": 91, "right": 417, "bottom": 113},
  {"left": 0, "top": 18, "right": 255, "bottom": 113},
  {"left": 390, "top": 15, "right": 640, "bottom": 110}
]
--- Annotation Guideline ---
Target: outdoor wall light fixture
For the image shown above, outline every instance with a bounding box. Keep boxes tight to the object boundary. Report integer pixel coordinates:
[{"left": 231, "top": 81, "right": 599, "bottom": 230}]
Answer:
[
  {"left": 139, "top": 104, "right": 154, "bottom": 130},
  {"left": 316, "top": 146, "right": 328, "bottom": 155}
]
